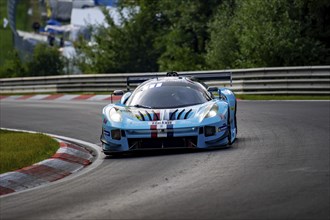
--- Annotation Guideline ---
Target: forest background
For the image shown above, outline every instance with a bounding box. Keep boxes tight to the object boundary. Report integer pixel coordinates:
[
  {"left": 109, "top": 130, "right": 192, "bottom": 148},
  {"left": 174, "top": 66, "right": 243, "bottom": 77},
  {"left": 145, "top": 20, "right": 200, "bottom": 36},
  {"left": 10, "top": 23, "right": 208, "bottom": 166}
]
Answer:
[{"left": 0, "top": 0, "right": 329, "bottom": 78}]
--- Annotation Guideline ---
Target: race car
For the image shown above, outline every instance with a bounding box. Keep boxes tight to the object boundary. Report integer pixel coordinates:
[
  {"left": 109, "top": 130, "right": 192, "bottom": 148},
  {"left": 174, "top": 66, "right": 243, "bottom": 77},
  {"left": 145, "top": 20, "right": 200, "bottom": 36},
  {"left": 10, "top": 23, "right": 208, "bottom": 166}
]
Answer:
[{"left": 100, "top": 72, "right": 237, "bottom": 155}]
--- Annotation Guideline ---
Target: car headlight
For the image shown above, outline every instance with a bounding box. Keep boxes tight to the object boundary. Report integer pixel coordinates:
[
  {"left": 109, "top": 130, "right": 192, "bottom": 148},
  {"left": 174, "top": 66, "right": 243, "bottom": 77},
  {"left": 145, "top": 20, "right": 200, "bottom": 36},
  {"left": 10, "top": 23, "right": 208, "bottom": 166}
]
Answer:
[
  {"left": 201, "top": 103, "right": 218, "bottom": 120},
  {"left": 206, "top": 103, "right": 218, "bottom": 118},
  {"left": 206, "top": 104, "right": 218, "bottom": 118},
  {"left": 109, "top": 108, "right": 122, "bottom": 122}
]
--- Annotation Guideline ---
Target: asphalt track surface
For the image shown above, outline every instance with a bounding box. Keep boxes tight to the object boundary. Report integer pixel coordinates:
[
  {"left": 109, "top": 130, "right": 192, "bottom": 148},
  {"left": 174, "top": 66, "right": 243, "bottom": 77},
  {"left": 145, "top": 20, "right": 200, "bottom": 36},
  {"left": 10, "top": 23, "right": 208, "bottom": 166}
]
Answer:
[{"left": 0, "top": 100, "right": 329, "bottom": 220}]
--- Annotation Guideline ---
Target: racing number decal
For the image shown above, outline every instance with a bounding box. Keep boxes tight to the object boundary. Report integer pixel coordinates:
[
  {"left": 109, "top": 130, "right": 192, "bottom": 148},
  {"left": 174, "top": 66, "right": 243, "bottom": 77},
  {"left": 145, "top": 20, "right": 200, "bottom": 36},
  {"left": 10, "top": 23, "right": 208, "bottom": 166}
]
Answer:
[
  {"left": 156, "top": 124, "right": 167, "bottom": 138},
  {"left": 149, "top": 121, "right": 174, "bottom": 138}
]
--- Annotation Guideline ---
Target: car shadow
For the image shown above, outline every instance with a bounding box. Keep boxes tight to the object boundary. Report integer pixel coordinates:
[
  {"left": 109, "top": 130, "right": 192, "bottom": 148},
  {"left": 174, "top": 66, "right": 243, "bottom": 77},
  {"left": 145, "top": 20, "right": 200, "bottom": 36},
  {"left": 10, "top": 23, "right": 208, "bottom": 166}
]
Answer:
[{"left": 104, "top": 142, "right": 238, "bottom": 159}]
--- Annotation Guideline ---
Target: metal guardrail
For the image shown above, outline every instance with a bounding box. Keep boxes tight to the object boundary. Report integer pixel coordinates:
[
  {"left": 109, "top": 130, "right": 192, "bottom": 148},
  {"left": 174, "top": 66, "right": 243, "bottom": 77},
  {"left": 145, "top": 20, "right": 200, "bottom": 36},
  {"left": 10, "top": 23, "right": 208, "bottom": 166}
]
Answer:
[
  {"left": 7, "top": 0, "right": 35, "bottom": 61},
  {"left": 0, "top": 66, "right": 329, "bottom": 95}
]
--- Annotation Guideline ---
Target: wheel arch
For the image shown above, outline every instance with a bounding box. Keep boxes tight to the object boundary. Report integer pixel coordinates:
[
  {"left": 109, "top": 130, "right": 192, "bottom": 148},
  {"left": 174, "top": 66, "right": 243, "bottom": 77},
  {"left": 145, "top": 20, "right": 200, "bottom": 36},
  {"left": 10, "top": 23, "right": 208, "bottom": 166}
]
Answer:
[{"left": 220, "top": 88, "right": 237, "bottom": 141}]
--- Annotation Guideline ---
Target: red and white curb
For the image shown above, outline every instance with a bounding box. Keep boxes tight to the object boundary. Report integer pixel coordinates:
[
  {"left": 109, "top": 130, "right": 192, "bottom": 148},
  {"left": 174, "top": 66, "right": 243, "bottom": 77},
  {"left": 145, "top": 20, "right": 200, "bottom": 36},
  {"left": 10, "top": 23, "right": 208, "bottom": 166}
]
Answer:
[
  {"left": 0, "top": 133, "right": 100, "bottom": 196},
  {"left": 0, "top": 94, "right": 122, "bottom": 102}
]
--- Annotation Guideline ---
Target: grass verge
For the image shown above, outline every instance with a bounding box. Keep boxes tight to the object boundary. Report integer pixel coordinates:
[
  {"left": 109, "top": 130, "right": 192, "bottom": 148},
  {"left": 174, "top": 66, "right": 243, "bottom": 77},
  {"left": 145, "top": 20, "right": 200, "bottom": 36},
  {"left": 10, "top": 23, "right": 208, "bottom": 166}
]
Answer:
[
  {"left": 0, "top": 129, "right": 59, "bottom": 174},
  {"left": 0, "top": 1, "right": 13, "bottom": 66},
  {"left": 16, "top": 0, "right": 43, "bottom": 32}
]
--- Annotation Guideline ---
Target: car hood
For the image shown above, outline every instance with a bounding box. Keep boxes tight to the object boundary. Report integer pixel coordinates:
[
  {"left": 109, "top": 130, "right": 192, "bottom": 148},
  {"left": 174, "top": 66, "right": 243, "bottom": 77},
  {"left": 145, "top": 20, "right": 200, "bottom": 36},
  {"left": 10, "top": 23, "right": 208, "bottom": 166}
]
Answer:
[{"left": 104, "top": 100, "right": 219, "bottom": 124}]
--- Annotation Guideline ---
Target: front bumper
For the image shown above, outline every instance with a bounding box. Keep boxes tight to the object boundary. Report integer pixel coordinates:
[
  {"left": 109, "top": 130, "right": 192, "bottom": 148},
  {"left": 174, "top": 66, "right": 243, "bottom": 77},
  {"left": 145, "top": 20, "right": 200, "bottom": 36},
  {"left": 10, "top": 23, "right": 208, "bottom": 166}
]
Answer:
[{"left": 101, "top": 120, "right": 229, "bottom": 153}]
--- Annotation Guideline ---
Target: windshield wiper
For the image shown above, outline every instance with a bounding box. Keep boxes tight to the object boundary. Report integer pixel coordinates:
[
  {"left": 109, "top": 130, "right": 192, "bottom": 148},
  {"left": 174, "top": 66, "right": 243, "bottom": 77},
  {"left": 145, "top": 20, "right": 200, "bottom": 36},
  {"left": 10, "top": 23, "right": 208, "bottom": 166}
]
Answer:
[{"left": 131, "top": 104, "right": 153, "bottom": 109}]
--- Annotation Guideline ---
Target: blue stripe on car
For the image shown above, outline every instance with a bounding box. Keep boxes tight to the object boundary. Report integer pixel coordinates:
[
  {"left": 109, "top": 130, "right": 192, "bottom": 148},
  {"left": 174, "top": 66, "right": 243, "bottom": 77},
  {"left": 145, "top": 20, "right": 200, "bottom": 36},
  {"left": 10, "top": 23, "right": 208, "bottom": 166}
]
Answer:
[{"left": 167, "top": 124, "right": 173, "bottom": 137}]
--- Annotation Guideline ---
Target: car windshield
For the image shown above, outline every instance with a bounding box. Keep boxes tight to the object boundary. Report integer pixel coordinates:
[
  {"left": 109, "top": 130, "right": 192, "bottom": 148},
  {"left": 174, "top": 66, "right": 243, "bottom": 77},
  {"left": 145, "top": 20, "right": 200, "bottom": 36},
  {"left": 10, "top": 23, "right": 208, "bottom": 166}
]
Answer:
[{"left": 126, "top": 80, "right": 212, "bottom": 109}]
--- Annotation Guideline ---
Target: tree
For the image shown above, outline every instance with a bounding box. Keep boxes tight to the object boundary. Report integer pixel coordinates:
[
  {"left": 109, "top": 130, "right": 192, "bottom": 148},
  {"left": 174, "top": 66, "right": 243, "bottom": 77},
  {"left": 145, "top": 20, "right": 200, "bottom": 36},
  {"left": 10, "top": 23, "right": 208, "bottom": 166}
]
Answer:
[
  {"left": 156, "top": 0, "right": 221, "bottom": 71},
  {"left": 76, "top": 1, "right": 165, "bottom": 73},
  {"left": 206, "top": 0, "right": 330, "bottom": 69},
  {"left": 0, "top": 51, "right": 27, "bottom": 78},
  {"left": 205, "top": 0, "right": 239, "bottom": 69},
  {"left": 76, "top": 0, "right": 222, "bottom": 73},
  {"left": 76, "top": 0, "right": 329, "bottom": 74},
  {"left": 26, "top": 44, "right": 64, "bottom": 76}
]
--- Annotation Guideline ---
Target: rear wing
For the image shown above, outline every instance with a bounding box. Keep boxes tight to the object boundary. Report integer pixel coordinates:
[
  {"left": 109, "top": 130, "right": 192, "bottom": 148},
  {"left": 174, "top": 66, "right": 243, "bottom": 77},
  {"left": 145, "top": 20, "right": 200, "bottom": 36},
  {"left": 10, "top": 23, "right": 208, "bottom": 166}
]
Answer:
[
  {"left": 126, "top": 71, "right": 232, "bottom": 91},
  {"left": 185, "top": 72, "right": 232, "bottom": 86}
]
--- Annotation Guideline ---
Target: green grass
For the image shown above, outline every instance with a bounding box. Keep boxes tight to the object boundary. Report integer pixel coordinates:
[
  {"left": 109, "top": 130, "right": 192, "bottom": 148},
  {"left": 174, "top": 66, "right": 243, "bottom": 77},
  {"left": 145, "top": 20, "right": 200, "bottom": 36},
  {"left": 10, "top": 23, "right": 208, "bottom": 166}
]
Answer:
[
  {"left": 0, "top": 129, "right": 59, "bottom": 174},
  {"left": 0, "top": 1, "right": 13, "bottom": 66},
  {"left": 16, "top": 0, "right": 41, "bottom": 32},
  {"left": 0, "top": 29, "right": 13, "bottom": 64},
  {"left": 236, "top": 94, "right": 330, "bottom": 100}
]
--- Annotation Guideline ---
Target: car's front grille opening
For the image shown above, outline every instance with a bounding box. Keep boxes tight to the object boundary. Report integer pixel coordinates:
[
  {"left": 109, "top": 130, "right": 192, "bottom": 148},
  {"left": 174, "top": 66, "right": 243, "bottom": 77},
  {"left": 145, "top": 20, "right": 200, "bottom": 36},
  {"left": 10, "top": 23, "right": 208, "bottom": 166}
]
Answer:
[{"left": 128, "top": 137, "right": 197, "bottom": 149}]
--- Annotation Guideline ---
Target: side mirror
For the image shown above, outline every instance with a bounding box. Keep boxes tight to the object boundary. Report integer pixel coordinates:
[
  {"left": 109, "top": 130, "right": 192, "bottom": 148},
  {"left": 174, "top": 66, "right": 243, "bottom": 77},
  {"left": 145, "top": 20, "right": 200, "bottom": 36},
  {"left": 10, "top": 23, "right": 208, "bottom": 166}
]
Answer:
[
  {"left": 120, "top": 92, "right": 132, "bottom": 105},
  {"left": 207, "top": 86, "right": 218, "bottom": 98},
  {"left": 113, "top": 90, "right": 124, "bottom": 96},
  {"left": 207, "top": 86, "right": 218, "bottom": 92},
  {"left": 218, "top": 89, "right": 226, "bottom": 100}
]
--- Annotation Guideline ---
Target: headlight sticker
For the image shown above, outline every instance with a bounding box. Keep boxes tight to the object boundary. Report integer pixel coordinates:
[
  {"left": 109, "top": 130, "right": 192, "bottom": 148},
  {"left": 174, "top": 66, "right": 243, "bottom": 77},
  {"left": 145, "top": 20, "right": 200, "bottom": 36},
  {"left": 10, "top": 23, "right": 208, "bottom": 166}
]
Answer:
[
  {"left": 149, "top": 121, "right": 175, "bottom": 138},
  {"left": 104, "top": 130, "right": 110, "bottom": 136},
  {"left": 218, "top": 124, "right": 227, "bottom": 132}
]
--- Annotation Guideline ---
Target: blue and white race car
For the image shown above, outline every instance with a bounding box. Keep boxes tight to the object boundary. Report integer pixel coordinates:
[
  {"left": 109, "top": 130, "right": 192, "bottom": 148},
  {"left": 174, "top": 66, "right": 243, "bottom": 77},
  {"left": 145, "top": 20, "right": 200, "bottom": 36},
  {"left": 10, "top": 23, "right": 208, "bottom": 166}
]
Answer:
[{"left": 101, "top": 72, "right": 237, "bottom": 155}]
